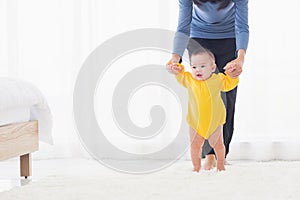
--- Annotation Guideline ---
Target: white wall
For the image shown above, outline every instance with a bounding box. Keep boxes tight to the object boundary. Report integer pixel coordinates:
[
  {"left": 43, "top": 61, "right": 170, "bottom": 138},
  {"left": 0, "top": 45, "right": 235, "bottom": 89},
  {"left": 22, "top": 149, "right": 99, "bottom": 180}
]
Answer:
[
  {"left": 235, "top": 0, "right": 300, "bottom": 139},
  {"left": 1, "top": 0, "right": 300, "bottom": 160}
]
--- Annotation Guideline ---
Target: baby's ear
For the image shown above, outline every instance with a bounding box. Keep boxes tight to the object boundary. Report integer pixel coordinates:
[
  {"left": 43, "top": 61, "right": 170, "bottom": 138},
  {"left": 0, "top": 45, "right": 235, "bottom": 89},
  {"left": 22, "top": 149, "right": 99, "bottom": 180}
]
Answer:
[{"left": 211, "top": 63, "right": 217, "bottom": 72}]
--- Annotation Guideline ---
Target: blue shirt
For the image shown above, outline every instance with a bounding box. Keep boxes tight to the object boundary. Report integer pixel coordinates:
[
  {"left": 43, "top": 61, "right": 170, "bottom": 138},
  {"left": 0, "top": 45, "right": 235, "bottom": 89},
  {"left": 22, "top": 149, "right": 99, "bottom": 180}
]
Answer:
[{"left": 173, "top": 0, "right": 249, "bottom": 56}]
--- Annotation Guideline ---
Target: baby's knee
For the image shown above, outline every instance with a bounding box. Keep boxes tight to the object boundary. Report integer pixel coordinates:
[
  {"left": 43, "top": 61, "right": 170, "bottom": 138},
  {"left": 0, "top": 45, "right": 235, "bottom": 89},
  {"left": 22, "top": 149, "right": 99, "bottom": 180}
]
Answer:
[
  {"left": 214, "top": 140, "right": 225, "bottom": 150},
  {"left": 191, "top": 136, "right": 205, "bottom": 148},
  {"left": 191, "top": 140, "right": 204, "bottom": 150}
]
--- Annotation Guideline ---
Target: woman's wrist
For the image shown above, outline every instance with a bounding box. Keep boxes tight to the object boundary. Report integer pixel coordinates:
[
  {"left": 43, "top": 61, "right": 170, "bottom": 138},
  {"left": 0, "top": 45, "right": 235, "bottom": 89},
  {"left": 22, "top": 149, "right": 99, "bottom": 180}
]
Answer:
[
  {"left": 172, "top": 53, "right": 181, "bottom": 63},
  {"left": 237, "top": 49, "right": 245, "bottom": 57},
  {"left": 237, "top": 49, "right": 246, "bottom": 66}
]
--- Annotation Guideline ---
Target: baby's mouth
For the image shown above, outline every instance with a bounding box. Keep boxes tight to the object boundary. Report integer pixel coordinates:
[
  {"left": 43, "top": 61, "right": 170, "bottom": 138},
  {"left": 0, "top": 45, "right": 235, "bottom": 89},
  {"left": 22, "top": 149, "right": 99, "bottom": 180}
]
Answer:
[{"left": 196, "top": 73, "right": 202, "bottom": 78}]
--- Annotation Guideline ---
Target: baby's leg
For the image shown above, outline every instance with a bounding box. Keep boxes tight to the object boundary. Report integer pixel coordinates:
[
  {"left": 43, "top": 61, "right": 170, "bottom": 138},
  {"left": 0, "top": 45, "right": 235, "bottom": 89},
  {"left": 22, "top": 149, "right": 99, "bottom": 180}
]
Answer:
[
  {"left": 213, "top": 134, "right": 225, "bottom": 171},
  {"left": 208, "top": 126, "right": 225, "bottom": 171},
  {"left": 189, "top": 127, "right": 205, "bottom": 172}
]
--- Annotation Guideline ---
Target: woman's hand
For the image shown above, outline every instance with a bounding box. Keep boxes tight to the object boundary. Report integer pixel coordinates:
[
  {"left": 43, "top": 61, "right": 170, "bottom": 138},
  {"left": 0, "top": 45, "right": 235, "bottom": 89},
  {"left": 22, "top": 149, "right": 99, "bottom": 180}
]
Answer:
[
  {"left": 166, "top": 54, "right": 183, "bottom": 75},
  {"left": 224, "top": 49, "right": 245, "bottom": 78},
  {"left": 224, "top": 60, "right": 242, "bottom": 78},
  {"left": 166, "top": 62, "right": 183, "bottom": 75}
]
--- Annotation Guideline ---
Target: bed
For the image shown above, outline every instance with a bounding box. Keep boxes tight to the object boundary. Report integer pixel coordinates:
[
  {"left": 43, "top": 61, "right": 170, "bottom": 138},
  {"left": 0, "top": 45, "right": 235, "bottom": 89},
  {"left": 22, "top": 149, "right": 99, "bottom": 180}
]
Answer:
[{"left": 0, "top": 77, "right": 52, "bottom": 178}]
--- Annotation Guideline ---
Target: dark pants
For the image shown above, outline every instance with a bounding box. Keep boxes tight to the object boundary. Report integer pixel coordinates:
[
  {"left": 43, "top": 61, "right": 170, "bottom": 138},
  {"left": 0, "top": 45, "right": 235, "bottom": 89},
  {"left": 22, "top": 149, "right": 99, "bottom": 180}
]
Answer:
[{"left": 187, "top": 38, "right": 237, "bottom": 158}]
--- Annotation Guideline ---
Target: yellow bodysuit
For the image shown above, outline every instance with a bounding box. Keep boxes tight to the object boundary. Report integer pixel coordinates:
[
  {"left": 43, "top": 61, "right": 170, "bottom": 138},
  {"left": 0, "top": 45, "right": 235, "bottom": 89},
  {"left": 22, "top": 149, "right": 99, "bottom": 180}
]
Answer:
[{"left": 176, "top": 69, "right": 239, "bottom": 139}]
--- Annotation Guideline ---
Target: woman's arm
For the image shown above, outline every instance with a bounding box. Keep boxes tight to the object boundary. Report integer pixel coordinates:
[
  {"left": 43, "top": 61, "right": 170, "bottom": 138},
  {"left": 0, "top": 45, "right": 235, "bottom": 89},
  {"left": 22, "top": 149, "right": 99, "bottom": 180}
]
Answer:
[
  {"left": 172, "top": 0, "right": 193, "bottom": 59},
  {"left": 234, "top": 0, "right": 249, "bottom": 54},
  {"left": 225, "top": 0, "right": 249, "bottom": 78}
]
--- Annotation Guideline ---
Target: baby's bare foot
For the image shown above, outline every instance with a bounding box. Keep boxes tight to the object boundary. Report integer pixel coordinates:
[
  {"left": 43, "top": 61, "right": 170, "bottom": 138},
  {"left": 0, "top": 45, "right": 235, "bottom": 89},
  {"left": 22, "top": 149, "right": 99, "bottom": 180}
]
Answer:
[
  {"left": 204, "top": 155, "right": 216, "bottom": 170},
  {"left": 193, "top": 168, "right": 200, "bottom": 173},
  {"left": 217, "top": 161, "right": 225, "bottom": 171}
]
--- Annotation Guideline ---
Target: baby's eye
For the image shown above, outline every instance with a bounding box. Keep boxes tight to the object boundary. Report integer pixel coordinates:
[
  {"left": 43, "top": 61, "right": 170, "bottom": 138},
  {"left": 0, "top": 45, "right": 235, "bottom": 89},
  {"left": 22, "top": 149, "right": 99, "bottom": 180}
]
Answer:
[
  {"left": 201, "top": 65, "right": 206, "bottom": 68},
  {"left": 192, "top": 66, "right": 197, "bottom": 69}
]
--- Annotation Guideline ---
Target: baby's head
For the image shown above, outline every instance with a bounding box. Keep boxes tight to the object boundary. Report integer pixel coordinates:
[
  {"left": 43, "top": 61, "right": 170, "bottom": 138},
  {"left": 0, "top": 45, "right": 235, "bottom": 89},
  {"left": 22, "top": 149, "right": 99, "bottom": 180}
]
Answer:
[{"left": 190, "top": 48, "right": 216, "bottom": 80}]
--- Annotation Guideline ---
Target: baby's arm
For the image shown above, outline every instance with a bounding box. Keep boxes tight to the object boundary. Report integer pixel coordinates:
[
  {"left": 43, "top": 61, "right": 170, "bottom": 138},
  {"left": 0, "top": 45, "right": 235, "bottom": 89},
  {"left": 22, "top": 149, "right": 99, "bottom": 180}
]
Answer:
[
  {"left": 166, "top": 62, "right": 188, "bottom": 88},
  {"left": 220, "top": 72, "right": 239, "bottom": 92}
]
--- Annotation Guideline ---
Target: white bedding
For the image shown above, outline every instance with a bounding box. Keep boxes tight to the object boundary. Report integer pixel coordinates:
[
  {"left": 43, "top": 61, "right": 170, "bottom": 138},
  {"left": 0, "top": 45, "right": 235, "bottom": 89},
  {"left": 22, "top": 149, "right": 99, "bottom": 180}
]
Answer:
[
  {"left": 0, "top": 107, "right": 30, "bottom": 126},
  {"left": 0, "top": 77, "right": 53, "bottom": 144}
]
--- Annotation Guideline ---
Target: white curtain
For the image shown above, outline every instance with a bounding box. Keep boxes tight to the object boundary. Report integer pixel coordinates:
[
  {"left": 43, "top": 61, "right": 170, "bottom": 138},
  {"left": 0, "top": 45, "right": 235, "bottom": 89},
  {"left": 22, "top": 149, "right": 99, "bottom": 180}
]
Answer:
[
  {"left": 230, "top": 0, "right": 300, "bottom": 160},
  {"left": 1, "top": 0, "right": 300, "bottom": 160}
]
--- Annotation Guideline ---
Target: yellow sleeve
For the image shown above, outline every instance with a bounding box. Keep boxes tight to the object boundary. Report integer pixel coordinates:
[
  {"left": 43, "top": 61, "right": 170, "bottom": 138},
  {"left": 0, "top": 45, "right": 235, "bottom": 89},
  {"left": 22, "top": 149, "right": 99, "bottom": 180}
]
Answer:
[
  {"left": 175, "top": 66, "right": 190, "bottom": 88},
  {"left": 219, "top": 73, "right": 239, "bottom": 92}
]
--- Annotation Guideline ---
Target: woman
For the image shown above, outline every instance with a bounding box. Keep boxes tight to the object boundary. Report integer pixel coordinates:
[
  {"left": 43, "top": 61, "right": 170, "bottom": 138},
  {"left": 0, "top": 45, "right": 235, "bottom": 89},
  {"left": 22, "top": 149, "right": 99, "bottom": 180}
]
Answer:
[{"left": 167, "top": 0, "right": 249, "bottom": 169}]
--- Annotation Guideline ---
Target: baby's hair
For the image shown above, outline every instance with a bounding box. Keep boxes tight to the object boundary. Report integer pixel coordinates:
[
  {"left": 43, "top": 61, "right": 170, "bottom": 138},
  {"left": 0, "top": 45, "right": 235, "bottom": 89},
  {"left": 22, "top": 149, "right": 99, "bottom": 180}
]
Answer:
[{"left": 191, "top": 48, "right": 215, "bottom": 63}]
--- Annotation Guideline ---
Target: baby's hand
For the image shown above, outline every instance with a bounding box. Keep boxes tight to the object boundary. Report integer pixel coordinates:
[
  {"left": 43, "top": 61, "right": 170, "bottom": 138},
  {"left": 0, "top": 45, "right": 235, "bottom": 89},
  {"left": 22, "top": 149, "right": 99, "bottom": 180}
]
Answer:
[{"left": 166, "top": 61, "right": 183, "bottom": 75}]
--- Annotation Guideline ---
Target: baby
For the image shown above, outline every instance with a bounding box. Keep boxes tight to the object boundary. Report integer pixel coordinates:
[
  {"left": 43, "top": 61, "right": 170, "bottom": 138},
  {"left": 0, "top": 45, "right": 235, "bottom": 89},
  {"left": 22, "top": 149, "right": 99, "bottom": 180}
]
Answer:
[{"left": 167, "top": 48, "right": 239, "bottom": 172}]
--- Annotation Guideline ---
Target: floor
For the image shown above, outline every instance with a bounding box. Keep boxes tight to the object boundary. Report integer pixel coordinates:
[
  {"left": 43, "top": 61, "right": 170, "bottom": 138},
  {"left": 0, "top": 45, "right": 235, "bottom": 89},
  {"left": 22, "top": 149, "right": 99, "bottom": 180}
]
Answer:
[
  {"left": 0, "top": 158, "right": 98, "bottom": 192},
  {"left": 1, "top": 158, "right": 300, "bottom": 198}
]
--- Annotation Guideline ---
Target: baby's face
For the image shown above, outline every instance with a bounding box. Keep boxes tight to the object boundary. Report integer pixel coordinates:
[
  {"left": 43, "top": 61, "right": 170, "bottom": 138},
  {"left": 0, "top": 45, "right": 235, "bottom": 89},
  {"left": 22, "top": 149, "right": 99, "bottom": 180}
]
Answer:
[{"left": 190, "top": 53, "right": 216, "bottom": 81}]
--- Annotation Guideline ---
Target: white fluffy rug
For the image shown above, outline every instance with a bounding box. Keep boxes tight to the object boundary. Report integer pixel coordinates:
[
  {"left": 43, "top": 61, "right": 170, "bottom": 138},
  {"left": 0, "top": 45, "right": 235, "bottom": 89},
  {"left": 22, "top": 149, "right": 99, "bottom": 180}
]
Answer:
[{"left": 1, "top": 160, "right": 300, "bottom": 200}]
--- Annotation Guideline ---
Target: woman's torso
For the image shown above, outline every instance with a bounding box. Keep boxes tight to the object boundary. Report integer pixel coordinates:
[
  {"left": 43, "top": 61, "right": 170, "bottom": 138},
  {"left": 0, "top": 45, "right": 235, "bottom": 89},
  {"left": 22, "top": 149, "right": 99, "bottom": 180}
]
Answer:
[{"left": 191, "top": 1, "right": 235, "bottom": 39}]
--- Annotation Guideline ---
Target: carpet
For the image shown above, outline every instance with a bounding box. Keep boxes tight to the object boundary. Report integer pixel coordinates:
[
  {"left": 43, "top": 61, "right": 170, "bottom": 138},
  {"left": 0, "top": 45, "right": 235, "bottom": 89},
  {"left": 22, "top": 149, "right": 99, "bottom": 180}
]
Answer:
[{"left": 1, "top": 161, "right": 300, "bottom": 200}]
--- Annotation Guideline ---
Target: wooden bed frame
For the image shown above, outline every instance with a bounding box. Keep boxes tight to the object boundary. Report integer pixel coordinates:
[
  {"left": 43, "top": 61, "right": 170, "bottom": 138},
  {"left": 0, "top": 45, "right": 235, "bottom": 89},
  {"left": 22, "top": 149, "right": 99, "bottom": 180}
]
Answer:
[{"left": 0, "top": 120, "right": 38, "bottom": 178}]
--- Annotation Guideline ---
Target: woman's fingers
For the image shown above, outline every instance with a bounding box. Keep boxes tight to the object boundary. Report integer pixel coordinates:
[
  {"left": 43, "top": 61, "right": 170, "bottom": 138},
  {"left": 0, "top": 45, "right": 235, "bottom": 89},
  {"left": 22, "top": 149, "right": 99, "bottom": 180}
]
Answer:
[
  {"left": 166, "top": 61, "right": 183, "bottom": 74},
  {"left": 228, "top": 65, "right": 242, "bottom": 78},
  {"left": 166, "top": 61, "right": 173, "bottom": 72},
  {"left": 224, "top": 62, "right": 237, "bottom": 72},
  {"left": 172, "top": 64, "right": 182, "bottom": 71},
  {"left": 224, "top": 62, "right": 243, "bottom": 78},
  {"left": 233, "top": 65, "right": 243, "bottom": 77}
]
